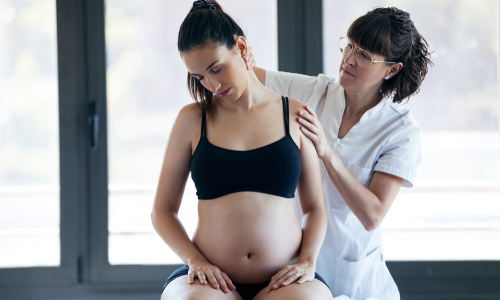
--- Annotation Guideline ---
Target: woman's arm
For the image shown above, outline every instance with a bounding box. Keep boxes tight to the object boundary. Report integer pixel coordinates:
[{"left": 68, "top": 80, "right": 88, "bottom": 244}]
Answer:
[
  {"left": 298, "top": 105, "right": 404, "bottom": 231},
  {"left": 151, "top": 104, "right": 235, "bottom": 293},
  {"left": 266, "top": 100, "right": 327, "bottom": 292},
  {"left": 296, "top": 125, "right": 328, "bottom": 266}
]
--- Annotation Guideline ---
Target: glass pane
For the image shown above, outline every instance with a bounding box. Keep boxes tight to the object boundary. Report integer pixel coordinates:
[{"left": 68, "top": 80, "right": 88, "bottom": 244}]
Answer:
[
  {"left": 323, "top": 0, "right": 500, "bottom": 260},
  {"left": 106, "top": 0, "right": 278, "bottom": 265},
  {"left": 0, "top": 0, "right": 59, "bottom": 267}
]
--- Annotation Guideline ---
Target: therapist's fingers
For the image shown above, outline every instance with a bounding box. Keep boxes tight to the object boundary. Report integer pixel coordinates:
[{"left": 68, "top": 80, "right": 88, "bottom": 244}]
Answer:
[
  {"left": 304, "top": 105, "right": 318, "bottom": 118},
  {"left": 300, "top": 106, "right": 328, "bottom": 143},
  {"left": 299, "top": 106, "right": 320, "bottom": 126},
  {"left": 300, "top": 124, "right": 319, "bottom": 144},
  {"left": 300, "top": 116, "right": 331, "bottom": 159},
  {"left": 298, "top": 116, "right": 319, "bottom": 137},
  {"left": 245, "top": 47, "right": 255, "bottom": 70}
]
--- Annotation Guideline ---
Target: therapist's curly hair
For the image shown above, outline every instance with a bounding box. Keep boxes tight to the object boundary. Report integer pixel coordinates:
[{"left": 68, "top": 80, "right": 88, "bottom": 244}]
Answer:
[
  {"left": 348, "top": 7, "right": 433, "bottom": 103},
  {"left": 178, "top": 0, "right": 245, "bottom": 118}
]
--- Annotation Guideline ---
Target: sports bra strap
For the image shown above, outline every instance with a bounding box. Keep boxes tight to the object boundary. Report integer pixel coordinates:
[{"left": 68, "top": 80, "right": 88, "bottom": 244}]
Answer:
[
  {"left": 201, "top": 110, "right": 207, "bottom": 137},
  {"left": 281, "top": 96, "right": 290, "bottom": 135}
]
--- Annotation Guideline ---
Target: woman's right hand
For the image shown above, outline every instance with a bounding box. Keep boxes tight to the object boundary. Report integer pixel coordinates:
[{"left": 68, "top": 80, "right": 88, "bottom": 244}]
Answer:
[{"left": 187, "top": 259, "right": 236, "bottom": 294}]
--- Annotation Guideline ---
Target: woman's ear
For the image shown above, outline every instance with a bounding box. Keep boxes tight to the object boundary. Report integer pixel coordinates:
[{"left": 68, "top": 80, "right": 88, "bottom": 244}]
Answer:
[
  {"left": 387, "top": 62, "right": 403, "bottom": 78},
  {"left": 234, "top": 35, "right": 248, "bottom": 57}
]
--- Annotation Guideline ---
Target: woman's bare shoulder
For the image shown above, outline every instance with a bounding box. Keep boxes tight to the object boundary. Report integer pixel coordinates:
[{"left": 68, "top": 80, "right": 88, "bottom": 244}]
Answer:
[
  {"left": 175, "top": 102, "right": 202, "bottom": 127},
  {"left": 178, "top": 102, "right": 202, "bottom": 121},
  {"left": 287, "top": 98, "right": 306, "bottom": 113},
  {"left": 286, "top": 98, "right": 307, "bottom": 128},
  {"left": 171, "top": 102, "right": 203, "bottom": 140}
]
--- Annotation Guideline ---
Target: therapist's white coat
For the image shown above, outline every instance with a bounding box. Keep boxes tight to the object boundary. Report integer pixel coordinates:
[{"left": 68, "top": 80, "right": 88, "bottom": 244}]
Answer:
[{"left": 265, "top": 70, "right": 421, "bottom": 300}]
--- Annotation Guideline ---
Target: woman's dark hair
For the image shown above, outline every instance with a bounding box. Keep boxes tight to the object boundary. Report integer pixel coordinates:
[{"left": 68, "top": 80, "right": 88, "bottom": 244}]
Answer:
[
  {"left": 178, "top": 0, "right": 245, "bottom": 117},
  {"left": 347, "top": 7, "right": 433, "bottom": 103}
]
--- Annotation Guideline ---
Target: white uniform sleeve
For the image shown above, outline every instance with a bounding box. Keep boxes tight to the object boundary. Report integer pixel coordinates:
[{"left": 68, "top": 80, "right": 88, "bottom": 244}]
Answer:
[
  {"left": 374, "top": 123, "right": 421, "bottom": 188},
  {"left": 265, "top": 70, "right": 336, "bottom": 108}
]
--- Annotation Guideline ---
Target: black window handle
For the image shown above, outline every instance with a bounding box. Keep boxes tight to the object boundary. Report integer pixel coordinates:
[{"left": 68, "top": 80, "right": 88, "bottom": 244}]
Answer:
[{"left": 88, "top": 101, "right": 99, "bottom": 151}]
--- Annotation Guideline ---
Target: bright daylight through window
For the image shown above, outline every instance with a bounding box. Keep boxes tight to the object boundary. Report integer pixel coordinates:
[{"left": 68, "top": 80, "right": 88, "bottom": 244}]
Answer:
[{"left": 0, "top": 0, "right": 60, "bottom": 268}]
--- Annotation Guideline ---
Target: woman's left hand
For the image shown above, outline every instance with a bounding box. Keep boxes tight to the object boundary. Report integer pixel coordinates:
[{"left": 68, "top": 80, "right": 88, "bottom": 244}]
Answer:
[
  {"left": 265, "top": 261, "right": 316, "bottom": 293},
  {"left": 298, "top": 105, "right": 331, "bottom": 159}
]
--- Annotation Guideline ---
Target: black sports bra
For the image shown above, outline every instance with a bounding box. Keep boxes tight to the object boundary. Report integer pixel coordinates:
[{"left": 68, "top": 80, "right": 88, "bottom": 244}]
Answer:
[{"left": 190, "top": 96, "right": 301, "bottom": 200}]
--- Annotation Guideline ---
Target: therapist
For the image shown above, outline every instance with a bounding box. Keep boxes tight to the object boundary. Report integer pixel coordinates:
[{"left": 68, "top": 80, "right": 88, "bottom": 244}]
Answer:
[{"left": 248, "top": 7, "right": 433, "bottom": 300}]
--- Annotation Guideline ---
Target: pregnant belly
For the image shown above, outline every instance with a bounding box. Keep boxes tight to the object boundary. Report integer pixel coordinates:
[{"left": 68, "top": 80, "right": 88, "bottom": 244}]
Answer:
[{"left": 193, "top": 193, "right": 303, "bottom": 283}]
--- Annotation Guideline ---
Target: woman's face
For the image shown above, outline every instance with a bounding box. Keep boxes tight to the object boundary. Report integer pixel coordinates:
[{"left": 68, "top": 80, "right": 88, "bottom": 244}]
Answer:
[
  {"left": 182, "top": 41, "right": 247, "bottom": 101},
  {"left": 338, "top": 39, "right": 392, "bottom": 94}
]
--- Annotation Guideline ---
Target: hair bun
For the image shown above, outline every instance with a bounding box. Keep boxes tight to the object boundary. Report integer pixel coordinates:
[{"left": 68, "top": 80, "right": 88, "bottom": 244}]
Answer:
[{"left": 190, "top": 0, "right": 216, "bottom": 12}]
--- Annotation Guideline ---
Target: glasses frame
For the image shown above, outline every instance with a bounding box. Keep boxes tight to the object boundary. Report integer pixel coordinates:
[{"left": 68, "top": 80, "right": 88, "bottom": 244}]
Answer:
[{"left": 339, "top": 37, "right": 396, "bottom": 68}]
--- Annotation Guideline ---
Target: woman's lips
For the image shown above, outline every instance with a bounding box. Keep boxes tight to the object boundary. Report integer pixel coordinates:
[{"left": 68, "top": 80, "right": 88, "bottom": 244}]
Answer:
[
  {"left": 218, "top": 88, "right": 230, "bottom": 97},
  {"left": 342, "top": 67, "right": 354, "bottom": 77}
]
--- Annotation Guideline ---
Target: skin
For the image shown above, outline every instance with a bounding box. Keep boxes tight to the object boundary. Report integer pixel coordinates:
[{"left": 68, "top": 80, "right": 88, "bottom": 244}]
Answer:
[
  {"left": 249, "top": 37, "right": 406, "bottom": 231},
  {"left": 151, "top": 36, "right": 333, "bottom": 300}
]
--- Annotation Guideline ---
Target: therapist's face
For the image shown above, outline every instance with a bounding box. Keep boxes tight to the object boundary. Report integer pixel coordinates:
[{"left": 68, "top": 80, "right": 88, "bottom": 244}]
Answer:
[
  {"left": 181, "top": 40, "right": 248, "bottom": 101},
  {"left": 338, "top": 39, "right": 392, "bottom": 94}
]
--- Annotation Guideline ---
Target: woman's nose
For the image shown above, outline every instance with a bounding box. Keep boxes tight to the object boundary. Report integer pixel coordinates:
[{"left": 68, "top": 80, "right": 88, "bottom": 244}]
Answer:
[
  {"left": 344, "top": 49, "right": 357, "bottom": 66},
  {"left": 206, "top": 77, "right": 221, "bottom": 93}
]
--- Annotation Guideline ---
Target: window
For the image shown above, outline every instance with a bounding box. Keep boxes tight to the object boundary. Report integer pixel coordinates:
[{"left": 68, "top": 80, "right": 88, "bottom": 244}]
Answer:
[
  {"left": 0, "top": 0, "right": 59, "bottom": 268},
  {"left": 323, "top": 0, "right": 500, "bottom": 260}
]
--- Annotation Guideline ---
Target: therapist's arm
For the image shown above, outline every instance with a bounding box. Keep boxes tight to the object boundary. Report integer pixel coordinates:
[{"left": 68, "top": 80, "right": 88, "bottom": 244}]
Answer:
[
  {"left": 321, "top": 153, "right": 403, "bottom": 231},
  {"left": 254, "top": 67, "right": 266, "bottom": 85},
  {"left": 246, "top": 47, "right": 333, "bottom": 106},
  {"left": 298, "top": 106, "right": 404, "bottom": 231}
]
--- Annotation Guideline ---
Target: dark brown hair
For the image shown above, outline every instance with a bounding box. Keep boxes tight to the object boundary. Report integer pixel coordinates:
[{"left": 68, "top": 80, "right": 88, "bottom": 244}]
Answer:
[
  {"left": 178, "top": 0, "right": 245, "bottom": 117},
  {"left": 348, "top": 7, "right": 433, "bottom": 103}
]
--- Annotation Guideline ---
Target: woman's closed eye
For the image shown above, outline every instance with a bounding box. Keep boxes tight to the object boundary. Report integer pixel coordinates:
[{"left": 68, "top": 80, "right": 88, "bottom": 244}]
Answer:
[
  {"left": 212, "top": 66, "right": 222, "bottom": 74},
  {"left": 192, "top": 67, "right": 222, "bottom": 81}
]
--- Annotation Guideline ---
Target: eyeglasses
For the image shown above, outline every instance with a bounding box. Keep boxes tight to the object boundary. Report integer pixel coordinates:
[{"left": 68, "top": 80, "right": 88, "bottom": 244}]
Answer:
[{"left": 339, "top": 37, "right": 396, "bottom": 69}]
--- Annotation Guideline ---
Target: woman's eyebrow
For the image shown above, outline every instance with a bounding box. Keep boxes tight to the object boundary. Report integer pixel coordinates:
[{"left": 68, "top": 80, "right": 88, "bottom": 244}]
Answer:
[{"left": 190, "top": 60, "right": 219, "bottom": 76}]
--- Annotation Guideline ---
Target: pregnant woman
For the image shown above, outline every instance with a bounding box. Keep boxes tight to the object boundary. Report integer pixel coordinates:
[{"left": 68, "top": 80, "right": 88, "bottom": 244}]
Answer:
[{"left": 151, "top": 1, "right": 334, "bottom": 300}]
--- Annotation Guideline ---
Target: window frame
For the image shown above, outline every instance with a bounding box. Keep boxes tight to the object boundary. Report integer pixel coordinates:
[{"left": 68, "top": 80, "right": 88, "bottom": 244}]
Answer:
[{"left": 0, "top": 0, "right": 82, "bottom": 289}]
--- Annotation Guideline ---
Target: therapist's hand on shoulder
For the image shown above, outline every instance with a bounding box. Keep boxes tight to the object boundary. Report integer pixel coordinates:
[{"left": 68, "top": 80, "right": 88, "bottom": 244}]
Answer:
[
  {"left": 266, "top": 260, "right": 316, "bottom": 293},
  {"left": 298, "top": 105, "right": 331, "bottom": 159}
]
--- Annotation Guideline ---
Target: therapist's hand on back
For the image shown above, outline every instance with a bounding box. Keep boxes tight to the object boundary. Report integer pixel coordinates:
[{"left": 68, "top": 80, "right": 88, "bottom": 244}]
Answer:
[{"left": 298, "top": 106, "right": 332, "bottom": 160}]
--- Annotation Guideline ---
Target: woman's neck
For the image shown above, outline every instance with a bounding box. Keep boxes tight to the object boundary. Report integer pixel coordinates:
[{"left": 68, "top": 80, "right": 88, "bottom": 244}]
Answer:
[
  {"left": 218, "top": 70, "right": 274, "bottom": 112},
  {"left": 343, "top": 87, "right": 383, "bottom": 118}
]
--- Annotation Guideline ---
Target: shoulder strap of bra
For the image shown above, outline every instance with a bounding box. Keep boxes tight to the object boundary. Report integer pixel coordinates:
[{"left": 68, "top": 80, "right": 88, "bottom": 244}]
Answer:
[
  {"left": 201, "top": 109, "right": 207, "bottom": 138},
  {"left": 281, "top": 96, "right": 290, "bottom": 135}
]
